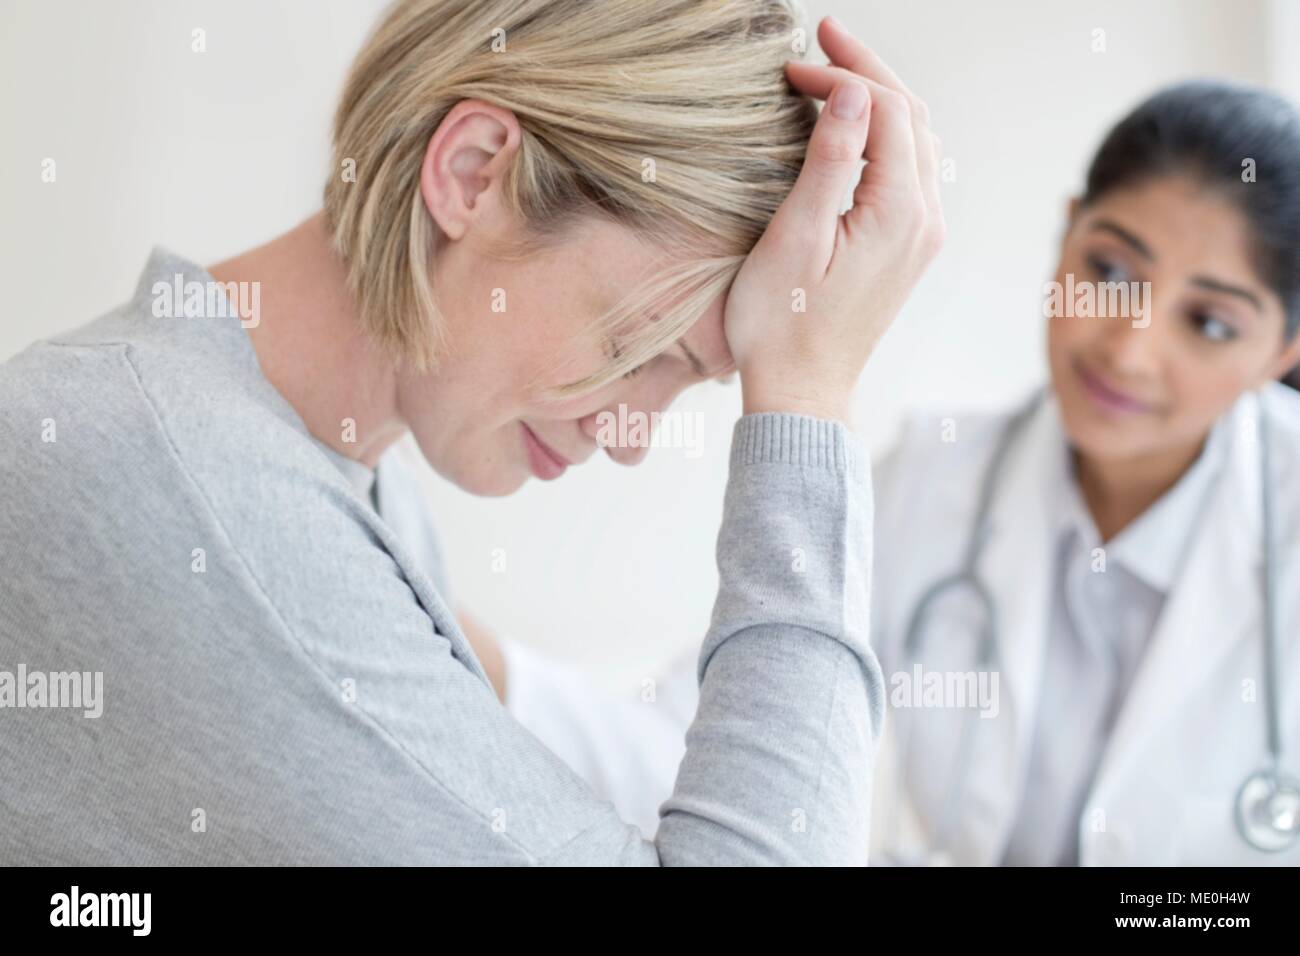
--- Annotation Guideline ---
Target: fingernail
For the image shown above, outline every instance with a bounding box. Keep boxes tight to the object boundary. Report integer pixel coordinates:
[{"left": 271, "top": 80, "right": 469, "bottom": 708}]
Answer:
[
  {"left": 826, "top": 15, "right": 844, "bottom": 31},
  {"left": 831, "top": 80, "right": 868, "bottom": 120}
]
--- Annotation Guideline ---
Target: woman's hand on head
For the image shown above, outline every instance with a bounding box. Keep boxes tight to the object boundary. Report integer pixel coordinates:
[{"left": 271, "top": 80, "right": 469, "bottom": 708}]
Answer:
[{"left": 724, "top": 17, "right": 945, "bottom": 425}]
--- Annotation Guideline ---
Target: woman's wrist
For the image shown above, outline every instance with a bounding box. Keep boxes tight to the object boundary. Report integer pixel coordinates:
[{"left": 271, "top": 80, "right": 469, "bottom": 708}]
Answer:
[{"left": 739, "top": 374, "right": 854, "bottom": 427}]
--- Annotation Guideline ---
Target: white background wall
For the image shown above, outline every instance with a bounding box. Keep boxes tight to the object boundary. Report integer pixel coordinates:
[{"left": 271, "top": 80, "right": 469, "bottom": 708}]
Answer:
[{"left": 2, "top": 1, "right": 1292, "bottom": 689}]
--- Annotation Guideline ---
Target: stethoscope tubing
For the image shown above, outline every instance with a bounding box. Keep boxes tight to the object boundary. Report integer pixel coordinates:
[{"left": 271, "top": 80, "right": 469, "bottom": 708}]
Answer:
[{"left": 889, "top": 389, "right": 1295, "bottom": 861}]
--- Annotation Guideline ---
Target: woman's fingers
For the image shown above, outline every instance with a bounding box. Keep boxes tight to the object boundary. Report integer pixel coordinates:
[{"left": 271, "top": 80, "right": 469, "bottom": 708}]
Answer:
[
  {"left": 771, "top": 77, "right": 872, "bottom": 255},
  {"left": 786, "top": 61, "right": 922, "bottom": 239},
  {"left": 787, "top": 18, "right": 942, "bottom": 230},
  {"left": 786, "top": 59, "right": 927, "bottom": 157},
  {"left": 784, "top": 60, "right": 868, "bottom": 120},
  {"left": 918, "top": 131, "right": 944, "bottom": 240},
  {"left": 816, "top": 17, "right": 916, "bottom": 107},
  {"left": 725, "top": 31, "right": 945, "bottom": 422},
  {"left": 815, "top": 17, "right": 941, "bottom": 228},
  {"left": 787, "top": 60, "right": 932, "bottom": 238},
  {"left": 785, "top": 63, "right": 920, "bottom": 180},
  {"left": 849, "top": 79, "right": 923, "bottom": 225}
]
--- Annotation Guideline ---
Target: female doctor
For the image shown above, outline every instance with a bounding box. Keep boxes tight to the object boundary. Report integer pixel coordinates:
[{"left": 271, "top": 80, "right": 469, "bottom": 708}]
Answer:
[{"left": 464, "top": 80, "right": 1300, "bottom": 866}]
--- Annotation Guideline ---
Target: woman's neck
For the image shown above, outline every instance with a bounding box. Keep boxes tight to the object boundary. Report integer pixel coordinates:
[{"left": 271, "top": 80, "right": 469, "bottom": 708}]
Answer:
[
  {"left": 209, "top": 213, "right": 408, "bottom": 468},
  {"left": 1073, "top": 437, "right": 1205, "bottom": 542}
]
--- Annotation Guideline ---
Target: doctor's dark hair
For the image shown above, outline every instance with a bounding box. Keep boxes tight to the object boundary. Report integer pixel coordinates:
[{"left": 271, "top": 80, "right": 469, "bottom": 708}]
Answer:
[{"left": 1081, "top": 80, "right": 1300, "bottom": 340}]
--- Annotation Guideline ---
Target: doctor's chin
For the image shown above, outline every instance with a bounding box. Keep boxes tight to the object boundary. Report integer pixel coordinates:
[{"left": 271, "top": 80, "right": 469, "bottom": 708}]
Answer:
[{"left": 2, "top": 0, "right": 1299, "bottom": 939}]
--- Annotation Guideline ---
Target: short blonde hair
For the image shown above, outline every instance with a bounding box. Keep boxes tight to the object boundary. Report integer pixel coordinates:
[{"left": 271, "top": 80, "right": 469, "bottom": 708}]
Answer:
[{"left": 324, "top": 0, "right": 817, "bottom": 397}]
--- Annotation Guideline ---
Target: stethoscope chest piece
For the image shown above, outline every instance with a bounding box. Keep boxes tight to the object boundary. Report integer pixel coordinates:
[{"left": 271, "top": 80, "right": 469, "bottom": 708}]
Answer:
[{"left": 1235, "top": 768, "right": 1300, "bottom": 852}]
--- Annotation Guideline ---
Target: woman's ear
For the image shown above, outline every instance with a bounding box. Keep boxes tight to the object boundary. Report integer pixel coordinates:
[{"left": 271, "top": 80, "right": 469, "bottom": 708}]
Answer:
[{"left": 419, "top": 99, "right": 522, "bottom": 242}]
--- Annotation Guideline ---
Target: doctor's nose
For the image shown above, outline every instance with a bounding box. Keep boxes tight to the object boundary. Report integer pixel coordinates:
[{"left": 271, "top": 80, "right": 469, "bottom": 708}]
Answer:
[
  {"left": 1093, "top": 301, "right": 1172, "bottom": 380},
  {"left": 579, "top": 373, "right": 687, "bottom": 466}
]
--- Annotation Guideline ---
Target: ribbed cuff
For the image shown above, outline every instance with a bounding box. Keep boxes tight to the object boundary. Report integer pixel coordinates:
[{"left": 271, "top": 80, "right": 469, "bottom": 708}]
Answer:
[{"left": 729, "top": 412, "right": 862, "bottom": 476}]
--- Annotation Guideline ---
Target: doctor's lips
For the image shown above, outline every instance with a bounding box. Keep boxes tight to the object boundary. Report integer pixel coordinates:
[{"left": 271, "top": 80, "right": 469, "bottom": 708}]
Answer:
[
  {"left": 521, "top": 423, "right": 572, "bottom": 481},
  {"left": 1073, "top": 359, "right": 1156, "bottom": 415}
]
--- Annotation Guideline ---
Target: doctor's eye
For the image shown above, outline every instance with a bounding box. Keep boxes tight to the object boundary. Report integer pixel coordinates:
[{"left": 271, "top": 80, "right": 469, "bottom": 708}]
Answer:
[
  {"left": 1085, "top": 253, "right": 1135, "bottom": 284},
  {"left": 1189, "top": 309, "right": 1239, "bottom": 343}
]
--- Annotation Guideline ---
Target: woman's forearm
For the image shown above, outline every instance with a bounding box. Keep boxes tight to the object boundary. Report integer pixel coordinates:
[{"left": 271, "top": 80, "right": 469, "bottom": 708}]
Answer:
[{"left": 653, "top": 412, "right": 882, "bottom": 864}]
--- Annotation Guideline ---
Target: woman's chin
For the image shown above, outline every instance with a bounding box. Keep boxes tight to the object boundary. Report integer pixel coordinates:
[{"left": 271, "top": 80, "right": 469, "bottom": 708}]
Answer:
[
  {"left": 429, "top": 454, "right": 529, "bottom": 498},
  {"left": 457, "top": 470, "right": 529, "bottom": 498}
]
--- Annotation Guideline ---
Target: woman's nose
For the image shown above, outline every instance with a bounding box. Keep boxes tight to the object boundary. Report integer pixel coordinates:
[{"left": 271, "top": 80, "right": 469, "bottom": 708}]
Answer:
[{"left": 579, "top": 375, "right": 687, "bottom": 466}]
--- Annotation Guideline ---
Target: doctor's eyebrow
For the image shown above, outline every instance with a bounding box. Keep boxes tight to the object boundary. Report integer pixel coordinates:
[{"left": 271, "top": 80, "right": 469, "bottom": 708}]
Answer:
[
  {"left": 1088, "top": 218, "right": 1264, "bottom": 313},
  {"left": 1089, "top": 219, "right": 1154, "bottom": 260},
  {"left": 1190, "top": 276, "right": 1263, "bottom": 313}
]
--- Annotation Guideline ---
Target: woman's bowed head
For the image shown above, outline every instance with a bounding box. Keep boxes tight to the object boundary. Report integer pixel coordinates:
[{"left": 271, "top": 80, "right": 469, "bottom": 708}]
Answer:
[
  {"left": 0, "top": 0, "right": 938, "bottom": 870},
  {"left": 213, "top": 2, "right": 942, "bottom": 496}
]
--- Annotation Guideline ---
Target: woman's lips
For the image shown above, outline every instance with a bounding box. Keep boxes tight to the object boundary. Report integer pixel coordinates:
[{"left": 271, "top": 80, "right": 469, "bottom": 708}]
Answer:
[
  {"left": 521, "top": 423, "right": 569, "bottom": 481},
  {"left": 1073, "top": 359, "right": 1155, "bottom": 416}
]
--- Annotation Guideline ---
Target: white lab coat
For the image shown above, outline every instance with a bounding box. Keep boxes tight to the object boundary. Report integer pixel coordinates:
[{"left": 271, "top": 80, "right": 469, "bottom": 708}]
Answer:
[
  {"left": 498, "top": 383, "right": 1300, "bottom": 864},
  {"left": 869, "top": 382, "right": 1300, "bottom": 866}
]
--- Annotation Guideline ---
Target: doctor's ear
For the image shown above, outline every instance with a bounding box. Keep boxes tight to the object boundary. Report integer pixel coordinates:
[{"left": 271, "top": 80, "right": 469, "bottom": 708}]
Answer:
[
  {"left": 419, "top": 99, "right": 523, "bottom": 243},
  {"left": 1267, "top": 324, "right": 1300, "bottom": 383},
  {"left": 1058, "top": 196, "right": 1083, "bottom": 248}
]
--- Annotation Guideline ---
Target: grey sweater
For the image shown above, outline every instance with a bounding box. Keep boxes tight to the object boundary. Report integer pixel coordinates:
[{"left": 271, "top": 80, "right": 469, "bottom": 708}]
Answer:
[{"left": 0, "top": 248, "right": 883, "bottom": 865}]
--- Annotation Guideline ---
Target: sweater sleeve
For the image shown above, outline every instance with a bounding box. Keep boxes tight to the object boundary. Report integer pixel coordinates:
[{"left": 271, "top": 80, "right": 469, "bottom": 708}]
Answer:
[
  {"left": 467, "top": 411, "right": 884, "bottom": 865},
  {"left": 501, "top": 414, "right": 882, "bottom": 860},
  {"left": 651, "top": 413, "right": 883, "bottom": 865}
]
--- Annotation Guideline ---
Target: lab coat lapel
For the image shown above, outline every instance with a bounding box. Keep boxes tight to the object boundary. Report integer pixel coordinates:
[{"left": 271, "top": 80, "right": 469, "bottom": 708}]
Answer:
[
  {"left": 953, "top": 395, "right": 1064, "bottom": 865},
  {"left": 1090, "top": 398, "right": 1261, "bottom": 801}
]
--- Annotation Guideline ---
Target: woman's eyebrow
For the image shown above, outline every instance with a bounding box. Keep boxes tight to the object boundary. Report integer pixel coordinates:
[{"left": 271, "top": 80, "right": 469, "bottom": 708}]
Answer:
[{"left": 678, "top": 339, "right": 709, "bottom": 377}]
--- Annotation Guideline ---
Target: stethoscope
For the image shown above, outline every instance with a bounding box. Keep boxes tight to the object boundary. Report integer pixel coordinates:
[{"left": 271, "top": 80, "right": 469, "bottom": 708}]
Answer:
[
  {"left": 887, "top": 390, "right": 1299, "bottom": 862},
  {"left": 1235, "top": 397, "right": 1300, "bottom": 851}
]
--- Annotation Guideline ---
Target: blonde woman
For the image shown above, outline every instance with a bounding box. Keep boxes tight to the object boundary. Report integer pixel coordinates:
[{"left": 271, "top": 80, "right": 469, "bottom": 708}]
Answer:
[{"left": 0, "top": 5, "right": 941, "bottom": 864}]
